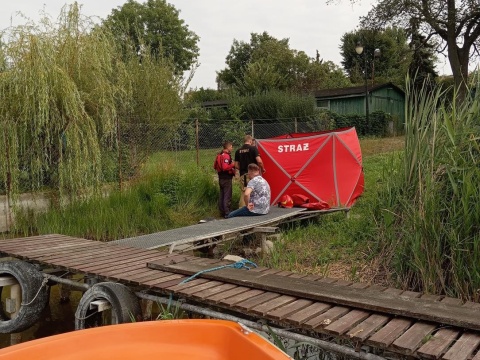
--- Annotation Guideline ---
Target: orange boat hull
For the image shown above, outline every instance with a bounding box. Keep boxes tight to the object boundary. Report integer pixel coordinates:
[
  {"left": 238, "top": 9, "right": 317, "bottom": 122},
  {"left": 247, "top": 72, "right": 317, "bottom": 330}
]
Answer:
[{"left": 0, "top": 320, "right": 291, "bottom": 360}]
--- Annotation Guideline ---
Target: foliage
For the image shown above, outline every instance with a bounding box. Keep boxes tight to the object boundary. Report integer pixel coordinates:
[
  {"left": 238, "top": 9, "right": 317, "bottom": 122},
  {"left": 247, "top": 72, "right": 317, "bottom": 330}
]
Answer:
[
  {"left": 102, "top": 0, "right": 199, "bottom": 74},
  {"left": 373, "top": 76, "right": 480, "bottom": 300},
  {"left": 0, "top": 4, "right": 186, "bottom": 204},
  {"left": 340, "top": 27, "right": 411, "bottom": 87},
  {"left": 407, "top": 17, "right": 438, "bottom": 92},
  {"left": 156, "top": 299, "right": 184, "bottom": 320},
  {"left": 361, "top": 0, "right": 480, "bottom": 101},
  {"left": 217, "top": 31, "right": 349, "bottom": 95},
  {"left": 317, "top": 109, "right": 391, "bottom": 136},
  {"left": 0, "top": 4, "right": 119, "bottom": 202}
]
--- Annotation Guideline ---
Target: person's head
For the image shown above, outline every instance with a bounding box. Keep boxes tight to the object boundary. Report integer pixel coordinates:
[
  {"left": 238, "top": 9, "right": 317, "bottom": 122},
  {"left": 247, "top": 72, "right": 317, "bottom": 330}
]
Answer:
[
  {"left": 244, "top": 135, "right": 253, "bottom": 145},
  {"left": 223, "top": 140, "right": 233, "bottom": 153},
  {"left": 247, "top": 163, "right": 260, "bottom": 179},
  {"left": 251, "top": 138, "right": 256, "bottom": 146}
]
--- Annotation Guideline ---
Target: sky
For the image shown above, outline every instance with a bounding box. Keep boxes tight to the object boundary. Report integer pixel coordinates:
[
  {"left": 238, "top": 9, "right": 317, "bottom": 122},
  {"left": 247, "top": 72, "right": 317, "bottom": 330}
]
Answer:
[{"left": 1, "top": 1, "right": 452, "bottom": 90}]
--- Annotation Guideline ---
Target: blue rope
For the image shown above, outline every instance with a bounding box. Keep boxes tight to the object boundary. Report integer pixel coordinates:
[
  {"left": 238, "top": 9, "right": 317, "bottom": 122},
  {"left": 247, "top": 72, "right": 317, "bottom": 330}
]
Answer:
[{"left": 180, "top": 259, "right": 257, "bottom": 284}]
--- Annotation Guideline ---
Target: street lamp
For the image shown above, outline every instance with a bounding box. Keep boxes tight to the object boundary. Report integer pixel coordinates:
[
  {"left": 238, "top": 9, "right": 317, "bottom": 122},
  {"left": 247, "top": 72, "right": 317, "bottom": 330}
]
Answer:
[{"left": 355, "top": 42, "right": 369, "bottom": 133}]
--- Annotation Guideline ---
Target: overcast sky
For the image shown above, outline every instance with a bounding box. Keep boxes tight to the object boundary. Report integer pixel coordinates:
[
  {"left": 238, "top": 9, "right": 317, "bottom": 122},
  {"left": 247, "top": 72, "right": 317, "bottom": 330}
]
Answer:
[{"left": 2, "top": 1, "right": 451, "bottom": 90}]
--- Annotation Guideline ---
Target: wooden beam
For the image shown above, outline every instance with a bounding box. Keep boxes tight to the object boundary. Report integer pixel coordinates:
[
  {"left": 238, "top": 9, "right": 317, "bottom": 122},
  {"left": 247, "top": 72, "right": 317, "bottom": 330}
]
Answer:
[{"left": 147, "top": 260, "right": 480, "bottom": 331}]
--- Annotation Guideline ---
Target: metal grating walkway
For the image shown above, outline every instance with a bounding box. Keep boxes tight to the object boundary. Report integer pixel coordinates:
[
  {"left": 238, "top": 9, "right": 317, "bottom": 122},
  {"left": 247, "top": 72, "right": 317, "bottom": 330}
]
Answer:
[{"left": 111, "top": 206, "right": 308, "bottom": 250}]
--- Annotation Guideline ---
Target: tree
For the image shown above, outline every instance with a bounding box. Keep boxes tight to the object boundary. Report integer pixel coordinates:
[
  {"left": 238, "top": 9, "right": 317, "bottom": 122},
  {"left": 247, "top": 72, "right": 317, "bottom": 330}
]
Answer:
[
  {"left": 361, "top": 0, "right": 480, "bottom": 101},
  {"left": 340, "top": 27, "right": 411, "bottom": 87},
  {"left": 217, "top": 31, "right": 349, "bottom": 95},
  {"left": 103, "top": 0, "right": 199, "bottom": 74},
  {"left": 408, "top": 17, "right": 438, "bottom": 92}
]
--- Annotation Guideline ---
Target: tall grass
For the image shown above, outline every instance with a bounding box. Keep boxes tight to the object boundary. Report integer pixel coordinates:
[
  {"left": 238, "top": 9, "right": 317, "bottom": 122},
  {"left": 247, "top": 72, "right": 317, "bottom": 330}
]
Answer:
[
  {"left": 13, "top": 164, "right": 218, "bottom": 240},
  {"left": 375, "top": 77, "right": 480, "bottom": 299}
]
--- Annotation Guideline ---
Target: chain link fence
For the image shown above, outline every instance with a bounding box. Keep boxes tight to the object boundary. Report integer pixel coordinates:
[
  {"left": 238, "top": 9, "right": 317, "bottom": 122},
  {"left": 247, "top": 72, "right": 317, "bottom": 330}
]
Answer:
[{"left": 116, "top": 116, "right": 331, "bottom": 184}]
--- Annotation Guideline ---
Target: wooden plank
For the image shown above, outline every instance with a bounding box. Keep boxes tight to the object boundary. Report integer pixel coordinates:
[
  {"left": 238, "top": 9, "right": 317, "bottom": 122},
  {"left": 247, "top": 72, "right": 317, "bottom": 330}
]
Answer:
[
  {"left": 441, "top": 297, "right": 463, "bottom": 306},
  {"left": 421, "top": 294, "right": 443, "bottom": 301},
  {"left": 166, "top": 279, "right": 209, "bottom": 292},
  {"left": 305, "top": 306, "right": 350, "bottom": 329},
  {"left": 442, "top": 333, "right": 480, "bottom": 360},
  {"left": 285, "top": 302, "right": 331, "bottom": 325},
  {"left": 417, "top": 328, "right": 460, "bottom": 360},
  {"left": 250, "top": 295, "right": 296, "bottom": 316},
  {"left": 472, "top": 349, "right": 480, "bottom": 360},
  {"left": 147, "top": 260, "right": 480, "bottom": 330},
  {"left": 190, "top": 283, "right": 238, "bottom": 300},
  {"left": 351, "top": 282, "right": 370, "bottom": 289},
  {"left": 323, "top": 309, "right": 370, "bottom": 335},
  {"left": 391, "top": 322, "right": 436, "bottom": 355},
  {"left": 367, "top": 318, "right": 412, "bottom": 348},
  {"left": 266, "top": 299, "right": 313, "bottom": 320},
  {"left": 347, "top": 314, "right": 390, "bottom": 342},
  {"left": 140, "top": 274, "right": 184, "bottom": 288},
  {"left": 206, "top": 287, "right": 250, "bottom": 303},
  {"left": 234, "top": 292, "right": 281, "bottom": 311},
  {"left": 218, "top": 289, "right": 264, "bottom": 306},
  {"left": 177, "top": 281, "right": 223, "bottom": 296}
]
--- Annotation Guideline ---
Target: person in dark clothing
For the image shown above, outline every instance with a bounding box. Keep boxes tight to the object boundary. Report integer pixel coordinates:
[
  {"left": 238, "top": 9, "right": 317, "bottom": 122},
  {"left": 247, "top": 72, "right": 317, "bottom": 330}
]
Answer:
[
  {"left": 234, "top": 135, "right": 265, "bottom": 207},
  {"left": 216, "top": 141, "right": 235, "bottom": 218}
]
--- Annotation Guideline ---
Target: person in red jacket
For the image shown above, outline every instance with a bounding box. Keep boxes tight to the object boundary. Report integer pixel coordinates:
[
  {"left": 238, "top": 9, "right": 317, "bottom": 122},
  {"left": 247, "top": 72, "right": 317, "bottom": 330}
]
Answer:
[{"left": 215, "top": 141, "right": 235, "bottom": 218}]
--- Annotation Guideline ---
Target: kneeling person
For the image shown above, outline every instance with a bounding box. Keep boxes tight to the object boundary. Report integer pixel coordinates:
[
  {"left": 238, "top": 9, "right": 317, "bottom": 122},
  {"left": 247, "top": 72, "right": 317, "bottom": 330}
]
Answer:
[{"left": 227, "top": 163, "right": 270, "bottom": 218}]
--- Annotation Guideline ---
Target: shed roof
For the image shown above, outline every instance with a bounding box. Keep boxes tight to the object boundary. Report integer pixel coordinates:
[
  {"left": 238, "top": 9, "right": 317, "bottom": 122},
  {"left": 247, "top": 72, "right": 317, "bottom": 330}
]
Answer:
[{"left": 314, "top": 82, "right": 404, "bottom": 99}]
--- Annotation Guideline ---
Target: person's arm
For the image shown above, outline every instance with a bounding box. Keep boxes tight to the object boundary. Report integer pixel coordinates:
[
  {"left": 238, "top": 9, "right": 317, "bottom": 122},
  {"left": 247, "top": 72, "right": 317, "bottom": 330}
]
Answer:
[
  {"left": 256, "top": 155, "right": 265, "bottom": 173},
  {"left": 244, "top": 187, "right": 253, "bottom": 210}
]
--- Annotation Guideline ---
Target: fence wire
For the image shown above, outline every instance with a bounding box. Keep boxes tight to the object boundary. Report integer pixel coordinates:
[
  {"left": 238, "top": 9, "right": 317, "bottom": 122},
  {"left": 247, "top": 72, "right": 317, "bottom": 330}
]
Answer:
[{"left": 116, "top": 117, "right": 331, "bottom": 183}]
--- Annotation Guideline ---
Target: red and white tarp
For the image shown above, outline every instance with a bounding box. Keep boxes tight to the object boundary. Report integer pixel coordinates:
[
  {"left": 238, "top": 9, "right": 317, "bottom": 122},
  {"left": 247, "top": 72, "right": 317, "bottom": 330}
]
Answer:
[{"left": 257, "top": 127, "right": 364, "bottom": 207}]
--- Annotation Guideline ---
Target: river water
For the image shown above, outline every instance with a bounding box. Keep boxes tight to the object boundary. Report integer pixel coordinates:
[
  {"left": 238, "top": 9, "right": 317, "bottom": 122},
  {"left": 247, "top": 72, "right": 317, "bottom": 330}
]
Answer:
[{"left": 0, "top": 285, "right": 80, "bottom": 348}]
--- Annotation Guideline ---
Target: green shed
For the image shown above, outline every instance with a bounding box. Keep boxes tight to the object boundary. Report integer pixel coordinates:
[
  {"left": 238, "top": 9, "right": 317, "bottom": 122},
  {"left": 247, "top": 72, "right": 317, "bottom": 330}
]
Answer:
[{"left": 314, "top": 82, "right": 405, "bottom": 125}]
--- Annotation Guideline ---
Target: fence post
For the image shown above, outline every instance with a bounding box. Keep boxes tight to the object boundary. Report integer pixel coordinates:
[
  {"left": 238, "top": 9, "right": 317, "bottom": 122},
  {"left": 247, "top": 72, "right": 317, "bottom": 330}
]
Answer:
[
  {"left": 295, "top": 118, "right": 298, "bottom": 133},
  {"left": 195, "top": 119, "right": 199, "bottom": 166},
  {"left": 251, "top": 119, "right": 254, "bottom": 137},
  {"left": 117, "top": 117, "right": 122, "bottom": 191}
]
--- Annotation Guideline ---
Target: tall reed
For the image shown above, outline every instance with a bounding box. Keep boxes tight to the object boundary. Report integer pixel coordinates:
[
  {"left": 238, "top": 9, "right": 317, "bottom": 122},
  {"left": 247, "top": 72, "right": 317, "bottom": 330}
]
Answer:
[{"left": 377, "top": 76, "right": 480, "bottom": 299}]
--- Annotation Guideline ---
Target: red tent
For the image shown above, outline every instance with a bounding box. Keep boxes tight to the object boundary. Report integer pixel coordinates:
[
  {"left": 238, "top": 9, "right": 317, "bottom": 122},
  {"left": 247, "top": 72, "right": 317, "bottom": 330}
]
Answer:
[{"left": 256, "top": 127, "right": 364, "bottom": 207}]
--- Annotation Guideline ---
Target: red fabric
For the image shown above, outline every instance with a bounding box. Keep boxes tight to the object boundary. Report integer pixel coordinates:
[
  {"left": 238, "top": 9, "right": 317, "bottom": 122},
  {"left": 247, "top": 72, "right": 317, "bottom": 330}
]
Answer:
[
  {"left": 300, "top": 201, "right": 331, "bottom": 210},
  {"left": 291, "top": 194, "right": 310, "bottom": 206},
  {"left": 257, "top": 127, "right": 364, "bottom": 207}
]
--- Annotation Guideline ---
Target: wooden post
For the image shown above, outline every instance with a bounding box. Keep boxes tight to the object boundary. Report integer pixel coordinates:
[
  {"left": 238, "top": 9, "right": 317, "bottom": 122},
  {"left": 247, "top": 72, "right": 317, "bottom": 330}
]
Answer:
[
  {"left": 7, "top": 279, "right": 22, "bottom": 345},
  {"left": 253, "top": 227, "right": 277, "bottom": 254}
]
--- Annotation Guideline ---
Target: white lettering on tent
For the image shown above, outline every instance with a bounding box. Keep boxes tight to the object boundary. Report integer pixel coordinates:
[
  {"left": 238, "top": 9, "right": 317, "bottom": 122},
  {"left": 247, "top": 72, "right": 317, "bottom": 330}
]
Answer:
[{"left": 277, "top": 143, "right": 309, "bottom": 153}]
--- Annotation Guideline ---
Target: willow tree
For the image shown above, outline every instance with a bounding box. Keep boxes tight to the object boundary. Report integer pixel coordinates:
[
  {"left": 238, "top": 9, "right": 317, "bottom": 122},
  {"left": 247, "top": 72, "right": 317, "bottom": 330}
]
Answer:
[{"left": 0, "top": 4, "right": 124, "bottom": 204}]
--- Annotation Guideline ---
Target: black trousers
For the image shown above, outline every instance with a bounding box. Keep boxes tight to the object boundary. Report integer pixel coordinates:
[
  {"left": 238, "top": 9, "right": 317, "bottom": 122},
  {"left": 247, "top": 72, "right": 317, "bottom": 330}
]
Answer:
[{"left": 218, "top": 177, "right": 233, "bottom": 217}]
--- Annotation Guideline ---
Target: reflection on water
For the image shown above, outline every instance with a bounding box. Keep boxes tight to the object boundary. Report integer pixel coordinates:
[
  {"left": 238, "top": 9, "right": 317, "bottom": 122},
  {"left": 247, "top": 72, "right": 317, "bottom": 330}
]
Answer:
[{"left": 0, "top": 285, "right": 82, "bottom": 348}]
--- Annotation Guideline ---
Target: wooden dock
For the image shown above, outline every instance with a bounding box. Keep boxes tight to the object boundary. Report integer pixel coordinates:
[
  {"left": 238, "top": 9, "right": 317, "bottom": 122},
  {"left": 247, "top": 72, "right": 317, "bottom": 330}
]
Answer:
[{"left": 0, "top": 234, "right": 479, "bottom": 359}]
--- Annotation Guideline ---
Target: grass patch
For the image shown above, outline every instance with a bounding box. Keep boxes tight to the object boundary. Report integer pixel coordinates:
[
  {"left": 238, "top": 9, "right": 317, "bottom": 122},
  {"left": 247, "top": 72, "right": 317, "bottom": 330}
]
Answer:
[{"left": 12, "top": 164, "right": 219, "bottom": 240}]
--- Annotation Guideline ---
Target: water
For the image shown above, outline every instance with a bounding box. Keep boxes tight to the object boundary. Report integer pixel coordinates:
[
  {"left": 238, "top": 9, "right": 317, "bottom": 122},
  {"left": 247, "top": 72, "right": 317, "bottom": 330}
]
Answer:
[{"left": 0, "top": 285, "right": 81, "bottom": 348}]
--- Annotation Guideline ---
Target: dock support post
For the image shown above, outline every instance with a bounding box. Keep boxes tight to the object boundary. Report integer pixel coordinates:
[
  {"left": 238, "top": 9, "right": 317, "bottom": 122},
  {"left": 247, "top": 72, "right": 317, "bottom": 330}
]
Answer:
[
  {"left": 253, "top": 227, "right": 277, "bottom": 254},
  {"left": 9, "top": 283, "right": 21, "bottom": 345}
]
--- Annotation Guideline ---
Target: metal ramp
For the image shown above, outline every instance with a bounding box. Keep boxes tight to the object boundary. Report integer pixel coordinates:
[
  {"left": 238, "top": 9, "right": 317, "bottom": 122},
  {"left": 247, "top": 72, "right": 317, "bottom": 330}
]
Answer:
[{"left": 111, "top": 207, "right": 312, "bottom": 253}]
